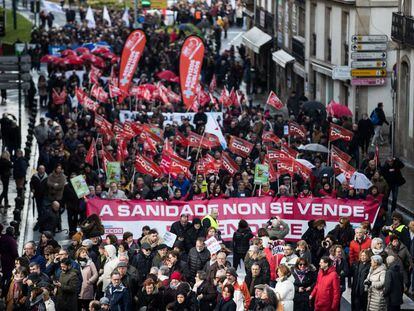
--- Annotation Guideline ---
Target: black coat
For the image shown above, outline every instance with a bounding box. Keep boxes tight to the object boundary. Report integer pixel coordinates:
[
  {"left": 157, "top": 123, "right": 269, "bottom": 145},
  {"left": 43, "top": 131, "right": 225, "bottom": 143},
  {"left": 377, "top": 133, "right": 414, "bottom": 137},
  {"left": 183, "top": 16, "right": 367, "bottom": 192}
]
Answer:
[
  {"left": 0, "top": 158, "right": 12, "bottom": 178},
  {"left": 351, "top": 261, "right": 370, "bottom": 311},
  {"left": 184, "top": 226, "right": 204, "bottom": 252},
  {"left": 38, "top": 208, "right": 60, "bottom": 234},
  {"left": 170, "top": 221, "right": 192, "bottom": 240},
  {"left": 13, "top": 156, "right": 28, "bottom": 179},
  {"left": 301, "top": 221, "right": 325, "bottom": 265},
  {"left": 187, "top": 247, "right": 210, "bottom": 282},
  {"left": 131, "top": 251, "right": 154, "bottom": 284},
  {"left": 233, "top": 228, "right": 254, "bottom": 255},
  {"left": 328, "top": 225, "right": 354, "bottom": 248},
  {"left": 384, "top": 262, "right": 404, "bottom": 306},
  {"left": 136, "top": 288, "right": 163, "bottom": 310},
  {"left": 245, "top": 274, "right": 268, "bottom": 296},
  {"left": 215, "top": 297, "right": 237, "bottom": 311},
  {"left": 30, "top": 173, "right": 48, "bottom": 199},
  {"left": 62, "top": 183, "right": 80, "bottom": 212},
  {"left": 381, "top": 158, "right": 405, "bottom": 187},
  {"left": 292, "top": 268, "right": 316, "bottom": 311},
  {"left": 196, "top": 280, "right": 217, "bottom": 311}
]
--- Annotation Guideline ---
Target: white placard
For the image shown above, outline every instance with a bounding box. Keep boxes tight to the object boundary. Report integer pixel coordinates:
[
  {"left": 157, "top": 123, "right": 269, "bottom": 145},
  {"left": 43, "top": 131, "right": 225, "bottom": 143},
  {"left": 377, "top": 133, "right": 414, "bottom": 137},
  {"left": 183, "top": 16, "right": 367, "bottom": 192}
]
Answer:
[
  {"left": 205, "top": 236, "right": 222, "bottom": 254},
  {"left": 163, "top": 231, "right": 177, "bottom": 248}
]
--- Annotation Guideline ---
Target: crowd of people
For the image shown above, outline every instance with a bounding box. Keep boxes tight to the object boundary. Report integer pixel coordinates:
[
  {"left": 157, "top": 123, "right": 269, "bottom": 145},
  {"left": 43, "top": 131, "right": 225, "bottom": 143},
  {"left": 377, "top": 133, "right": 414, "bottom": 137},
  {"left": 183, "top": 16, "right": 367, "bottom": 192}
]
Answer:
[{"left": 0, "top": 0, "right": 412, "bottom": 310}]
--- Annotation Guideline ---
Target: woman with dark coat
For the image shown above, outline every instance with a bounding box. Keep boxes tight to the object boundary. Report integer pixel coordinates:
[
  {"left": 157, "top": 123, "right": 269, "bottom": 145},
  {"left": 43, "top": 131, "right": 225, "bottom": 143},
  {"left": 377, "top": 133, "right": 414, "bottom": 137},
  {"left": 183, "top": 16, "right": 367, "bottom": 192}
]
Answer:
[
  {"left": 136, "top": 278, "right": 162, "bottom": 310},
  {"left": 232, "top": 219, "right": 253, "bottom": 269},
  {"left": 0, "top": 226, "right": 18, "bottom": 283},
  {"left": 292, "top": 258, "right": 316, "bottom": 311},
  {"left": 301, "top": 219, "right": 326, "bottom": 266},
  {"left": 12, "top": 149, "right": 28, "bottom": 199},
  {"left": 329, "top": 245, "right": 350, "bottom": 293},
  {"left": 193, "top": 271, "right": 217, "bottom": 311},
  {"left": 351, "top": 249, "right": 372, "bottom": 311},
  {"left": 0, "top": 151, "right": 12, "bottom": 208},
  {"left": 328, "top": 217, "right": 355, "bottom": 249},
  {"left": 215, "top": 284, "right": 237, "bottom": 311}
]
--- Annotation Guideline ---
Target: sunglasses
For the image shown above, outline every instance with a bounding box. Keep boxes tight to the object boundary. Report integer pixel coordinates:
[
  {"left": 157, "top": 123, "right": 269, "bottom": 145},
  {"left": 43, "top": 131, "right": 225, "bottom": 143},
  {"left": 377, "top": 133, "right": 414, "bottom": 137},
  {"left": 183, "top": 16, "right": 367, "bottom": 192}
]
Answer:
[{"left": 298, "top": 263, "right": 306, "bottom": 266}]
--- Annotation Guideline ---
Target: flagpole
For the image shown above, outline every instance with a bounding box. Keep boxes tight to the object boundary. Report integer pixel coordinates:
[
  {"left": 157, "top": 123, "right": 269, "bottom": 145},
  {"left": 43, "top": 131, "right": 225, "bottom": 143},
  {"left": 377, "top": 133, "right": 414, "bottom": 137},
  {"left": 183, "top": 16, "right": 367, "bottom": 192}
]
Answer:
[
  {"left": 130, "top": 167, "right": 136, "bottom": 194},
  {"left": 328, "top": 141, "right": 331, "bottom": 167},
  {"left": 259, "top": 184, "right": 262, "bottom": 197},
  {"left": 195, "top": 131, "right": 206, "bottom": 161}
]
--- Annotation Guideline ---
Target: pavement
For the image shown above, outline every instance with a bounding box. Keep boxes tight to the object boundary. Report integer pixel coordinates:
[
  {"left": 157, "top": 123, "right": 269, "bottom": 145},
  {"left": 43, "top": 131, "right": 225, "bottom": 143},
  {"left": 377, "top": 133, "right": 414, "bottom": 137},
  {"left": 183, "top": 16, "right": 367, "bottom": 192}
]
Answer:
[{"left": 1, "top": 8, "right": 414, "bottom": 310}]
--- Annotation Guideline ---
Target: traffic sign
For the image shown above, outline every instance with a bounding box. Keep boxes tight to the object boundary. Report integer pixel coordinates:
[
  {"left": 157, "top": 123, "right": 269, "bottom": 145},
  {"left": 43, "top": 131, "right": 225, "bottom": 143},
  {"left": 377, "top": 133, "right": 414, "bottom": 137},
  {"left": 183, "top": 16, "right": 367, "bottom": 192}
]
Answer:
[
  {"left": 351, "top": 69, "right": 386, "bottom": 77},
  {"left": 351, "top": 60, "right": 387, "bottom": 69},
  {"left": 351, "top": 43, "right": 387, "bottom": 51},
  {"left": 332, "top": 66, "right": 351, "bottom": 80},
  {"left": 351, "top": 78, "right": 386, "bottom": 86},
  {"left": 351, "top": 35, "right": 388, "bottom": 43},
  {"left": 351, "top": 52, "right": 387, "bottom": 60}
]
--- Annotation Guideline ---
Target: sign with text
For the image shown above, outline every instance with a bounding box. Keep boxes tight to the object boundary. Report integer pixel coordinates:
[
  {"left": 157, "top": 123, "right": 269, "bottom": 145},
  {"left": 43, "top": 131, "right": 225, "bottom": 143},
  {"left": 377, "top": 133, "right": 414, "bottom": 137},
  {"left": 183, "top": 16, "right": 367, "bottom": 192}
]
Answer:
[
  {"left": 351, "top": 78, "right": 386, "bottom": 86},
  {"left": 351, "top": 52, "right": 387, "bottom": 60},
  {"left": 351, "top": 35, "right": 388, "bottom": 43},
  {"left": 351, "top": 69, "right": 386, "bottom": 77},
  {"left": 332, "top": 66, "right": 351, "bottom": 80},
  {"left": 87, "top": 197, "right": 381, "bottom": 241}
]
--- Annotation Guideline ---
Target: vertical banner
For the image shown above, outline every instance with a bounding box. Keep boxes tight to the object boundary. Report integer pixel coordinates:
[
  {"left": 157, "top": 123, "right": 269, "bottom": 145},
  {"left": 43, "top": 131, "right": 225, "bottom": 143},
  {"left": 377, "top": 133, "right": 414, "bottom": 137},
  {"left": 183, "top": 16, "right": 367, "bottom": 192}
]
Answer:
[
  {"left": 118, "top": 30, "right": 147, "bottom": 101},
  {"left": 179, "top": 36, "right": 205, "bottom": 111}
]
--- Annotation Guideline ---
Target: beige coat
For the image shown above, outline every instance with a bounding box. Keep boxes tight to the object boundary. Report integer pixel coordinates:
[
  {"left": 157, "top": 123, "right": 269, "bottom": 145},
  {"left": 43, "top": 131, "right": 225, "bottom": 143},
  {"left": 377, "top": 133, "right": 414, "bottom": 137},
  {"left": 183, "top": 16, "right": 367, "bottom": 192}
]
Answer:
[
  {"left": 79, "top": 259, "right": 98, "bottom": 300},
  {"left": 366, "top": 264, "right": 387, "bottom": 311}
]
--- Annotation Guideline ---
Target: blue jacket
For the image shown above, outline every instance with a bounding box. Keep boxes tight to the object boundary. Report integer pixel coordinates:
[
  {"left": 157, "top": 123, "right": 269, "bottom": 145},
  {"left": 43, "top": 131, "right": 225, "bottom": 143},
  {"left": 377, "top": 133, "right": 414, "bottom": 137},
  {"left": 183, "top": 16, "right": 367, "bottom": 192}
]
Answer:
[{"left": 105, "top": 283, "right": 131, "bottom": 311}]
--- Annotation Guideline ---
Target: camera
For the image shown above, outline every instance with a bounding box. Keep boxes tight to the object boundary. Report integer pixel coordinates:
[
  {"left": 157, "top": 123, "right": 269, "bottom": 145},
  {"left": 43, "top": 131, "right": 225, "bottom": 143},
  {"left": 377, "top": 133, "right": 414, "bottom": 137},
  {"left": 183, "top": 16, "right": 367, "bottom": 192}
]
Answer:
[{"left": 322, "top": 240, "right": 331, "bottom": 248}]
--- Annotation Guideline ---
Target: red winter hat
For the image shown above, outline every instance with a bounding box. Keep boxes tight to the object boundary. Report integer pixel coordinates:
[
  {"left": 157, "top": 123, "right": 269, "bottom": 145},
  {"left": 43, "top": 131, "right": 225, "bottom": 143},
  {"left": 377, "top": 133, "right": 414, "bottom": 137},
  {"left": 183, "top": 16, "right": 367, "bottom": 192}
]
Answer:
[{"left": 170, "top": 271, "right": 182, "bottom": 281}]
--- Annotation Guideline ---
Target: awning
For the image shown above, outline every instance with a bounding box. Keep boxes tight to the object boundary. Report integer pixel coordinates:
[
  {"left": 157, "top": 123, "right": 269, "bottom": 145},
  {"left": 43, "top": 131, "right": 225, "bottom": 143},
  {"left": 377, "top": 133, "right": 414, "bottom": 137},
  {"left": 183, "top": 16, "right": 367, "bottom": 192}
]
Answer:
[
  {"left": 272, "top": 49, "right": 295, "bottom": 68},
  {"left": 311, "top": 59, "right": 333, "bottom": 77},
  {"left": 242, "top": 27, "right": 272, "bottom": 54}
]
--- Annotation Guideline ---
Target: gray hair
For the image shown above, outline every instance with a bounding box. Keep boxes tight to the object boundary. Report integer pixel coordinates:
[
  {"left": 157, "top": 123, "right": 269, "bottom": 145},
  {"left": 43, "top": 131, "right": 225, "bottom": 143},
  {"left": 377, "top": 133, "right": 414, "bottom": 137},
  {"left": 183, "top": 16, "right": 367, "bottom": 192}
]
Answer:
[
  {"left": 371, "top": 255, "right": 383, "bottom": 265},
  {"left": 386, "top": 255, "right": 396, "bottom": 266},
  {"left": 159, "top": 266, "right": 169, "bottom": 276},
  {"left": 149, "top": 267, "right": 159, "bottom": 275}
]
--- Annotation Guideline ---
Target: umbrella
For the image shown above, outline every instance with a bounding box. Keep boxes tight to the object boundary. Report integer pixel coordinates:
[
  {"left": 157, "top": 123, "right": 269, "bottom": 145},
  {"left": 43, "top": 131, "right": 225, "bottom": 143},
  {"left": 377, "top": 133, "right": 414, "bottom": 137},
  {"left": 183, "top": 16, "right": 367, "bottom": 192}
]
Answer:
[
  {"left": 299, "top": 143, "right": 329, "bottom": 153},
  {"left": 75, "top": 47, "right": 90, "bottom": 54},
  {"left": 350, "top": 172, "right": 372, "bottom": 189},
  {"left": 302, "top": 100, "right": 327, "bottom": 120},
  {"left": 296, "top": 159, "right": 315, "bottom": 169},
  {"left": 93, "top": 46, "right": 111, "bottom": 55},
  {"left": 156, "top": 70, "right": 178, "bottom": 82},
  {"left": 61, "top": 49, "right": 77, "bottom": 57},
  {"left": 178, "top": 23, "right": 202, "bottom": 36},
  {"left": 327, "top": 100, "right": 353, "bottom": 118},
  {"left": 336, "top": 173, "right": 347, "bottom": 184},
  {"left": 63, "top": 55, "right": 84, "bottom": 66},
  {"left": 102, "top": 51, "right": 116, "bottom": 59},
  {"left": 40, "top": 55, "right": 58, "bottom": 63}
]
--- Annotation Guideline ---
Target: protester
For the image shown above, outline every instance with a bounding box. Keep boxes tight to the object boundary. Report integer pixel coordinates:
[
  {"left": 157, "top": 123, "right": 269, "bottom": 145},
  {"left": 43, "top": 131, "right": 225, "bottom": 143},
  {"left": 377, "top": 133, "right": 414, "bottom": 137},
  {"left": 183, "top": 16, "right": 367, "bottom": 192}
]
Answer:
[
  {"left": 291, "top": 258, "right": 316, "bottom": 311},
  {"left": 365, "top": 255, "right": 387, "bottom": 311}
]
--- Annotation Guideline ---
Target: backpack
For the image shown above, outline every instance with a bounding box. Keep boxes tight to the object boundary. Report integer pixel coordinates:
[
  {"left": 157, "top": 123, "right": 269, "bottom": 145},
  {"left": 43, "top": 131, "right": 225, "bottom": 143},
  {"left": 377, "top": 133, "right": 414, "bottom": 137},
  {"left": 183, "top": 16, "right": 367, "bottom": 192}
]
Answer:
[{"left": 370, "top": 110, "right": 380, "bottom": 125}]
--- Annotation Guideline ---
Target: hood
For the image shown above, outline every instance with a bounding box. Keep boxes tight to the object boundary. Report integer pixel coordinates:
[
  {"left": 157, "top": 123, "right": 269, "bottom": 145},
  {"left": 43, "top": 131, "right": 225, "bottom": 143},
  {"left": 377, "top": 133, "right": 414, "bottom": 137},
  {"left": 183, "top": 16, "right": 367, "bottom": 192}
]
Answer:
[{"left": 104, "top": 244, "right": 117, "bottom": 259}]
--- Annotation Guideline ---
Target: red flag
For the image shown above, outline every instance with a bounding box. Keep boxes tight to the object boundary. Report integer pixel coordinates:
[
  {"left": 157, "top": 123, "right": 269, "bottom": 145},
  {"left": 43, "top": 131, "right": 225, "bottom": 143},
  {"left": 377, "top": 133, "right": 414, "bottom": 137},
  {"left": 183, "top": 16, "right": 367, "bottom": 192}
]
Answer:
[
  {"left": 52, "top": 88, "right": 67, "bottom": 105},
  {"left": 102, "top": 149, "right": 115, "bottom": 172},
  {"left": 281, "top": 144, "right": 299, "bottom": 159},
  {"left": 109, "top": 84, "right": 123, "bottom": 98},
  {"left": 266, "top": 149, "right": 293, "bottom": 163},
  {"left": 113, "top": 119, "right": 124, "bottom": 135},
  {"left": 180, "top": 36, "right": 205, "bottom": 111},
  {"left": 161, "top": 149, "right": 191, "bottom": 178},
  {"left": 266, "top": 91, "right": 284, "bottom": 110},
  {"left": 265, "top": 159, "right": 278, "bottom": 182},
  {"left": 204, "top": 133, "right": 221, "bottom": 148},
  {"left": 130, "top": 85, "right": 152, "bottom": 101},
  {"left": 229, "top": 88, "right": 238, "bottom": 106},
  {"left": 89, "top": 65, "right": 102, "bottom": 84},
  {"left": 288, "top": 121, "right": 306, "bottom": 139},
  {"left": 157, "top": 83, "right": 171, "bottom": 105},
  {"left": 329, "top": 123, "right": 354, "bottom": 142},
  {"left": 197, "top": 85, "right": 211, "bottom": 107},
  {"left": 187, "top": 131, "right": 211, "bottom": 149},
  {"left": 294, "top": 160, "right": 313, "bottom": 180},
  {"left": 91, "top": 84, "right": 109, "bottom": 103},
  {"left": 116, "top": 138, "right": 129, "bottom": 162},
  {"left": 331, "top": 145, "right": 352, "bottom": 163},
  {"left": 76, "top": 88, "right": 99, "bottom": 111},
  {"left": 76, "top": 87, "right": 87, "bottom": 102},
  {"left": 135, "top": 153, "right": 162, "bottom": 178},
  {"left": 221, "top": 152, "right": 239, "bottom": 175},
  {"left": 95, "top": 114, "right": 114, "bottom": 138},
  {"left": 332, "top": 156, "right": 356, "bottom": 179},
  {"left": 219, "top": 88, "right": 232, "bottom": 107},
  {"left": 85, "top": 138, "right": 96, "bottom": 166},
  {"left": 118, "top": 30, "right": 147, "bottom": 101},
  {"left": 276, "top": 157, "right": 295, "bottom": 176},
  {"left": 209, "top": 75, "right": 217, "bottom": 93},
  {"left": 228, "top": 136, "right": 254, "bottom": 158},
  {"left": 262, "top": 131, "right": 281, "bottom": 145},
  {"left": 175, "top": 131, "right": 189, "bottom": 147}
]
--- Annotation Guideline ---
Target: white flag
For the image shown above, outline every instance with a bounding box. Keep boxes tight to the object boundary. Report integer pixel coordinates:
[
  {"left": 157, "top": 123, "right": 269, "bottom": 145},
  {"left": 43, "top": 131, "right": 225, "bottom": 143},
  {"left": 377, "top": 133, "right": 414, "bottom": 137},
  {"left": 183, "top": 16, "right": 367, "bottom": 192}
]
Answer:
[
  {"left": 205, "top": 114, "right": 227, "bottom": 149},
  {"left": 122, "top": 8, "right": 130, "bottom": 27},
  {"left": 103, "top": 6, "right": 112, "bottom": 27},
  {"left": 85, "top": 6, "right": 96, "bottom": 29}
]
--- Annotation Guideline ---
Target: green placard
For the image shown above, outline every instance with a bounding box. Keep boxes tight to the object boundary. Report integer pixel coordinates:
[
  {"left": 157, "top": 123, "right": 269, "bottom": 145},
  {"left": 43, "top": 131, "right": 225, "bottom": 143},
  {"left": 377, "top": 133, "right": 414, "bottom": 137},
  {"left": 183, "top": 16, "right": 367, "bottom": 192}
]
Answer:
[
  {"left": 70, "top": 175, "right": 90, "bottom": 198},
  {"left": 106, "top": 162, "right": 121, "bottom": 185},
  {"left": 254, "top": 164, "right": 269, "bottom": 185}
]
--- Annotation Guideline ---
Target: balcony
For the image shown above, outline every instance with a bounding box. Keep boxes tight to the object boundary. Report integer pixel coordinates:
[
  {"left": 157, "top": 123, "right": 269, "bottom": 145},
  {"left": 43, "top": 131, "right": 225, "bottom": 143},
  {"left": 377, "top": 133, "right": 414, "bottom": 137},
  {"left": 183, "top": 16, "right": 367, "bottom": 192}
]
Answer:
[
  {"left": 391, "top": 12, "right": 404, "bottom": 43},
  {"left": 405, "top": 16, "right": 414, "bottom": 47},
  {"left": 292, "top": 36, "right": 305, "bottom": 65}
]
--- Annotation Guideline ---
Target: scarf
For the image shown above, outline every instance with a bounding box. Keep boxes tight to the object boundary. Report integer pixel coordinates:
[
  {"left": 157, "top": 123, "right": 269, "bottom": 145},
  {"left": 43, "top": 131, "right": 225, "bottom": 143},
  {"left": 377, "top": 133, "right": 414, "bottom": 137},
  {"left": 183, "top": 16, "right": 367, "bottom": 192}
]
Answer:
[
  {"left": 13, "top": 278, "right": 23, "bottom": 300},
  {"left": 329, "top": 254, "right": 342, "bottom": 267},
  {"left": 223, "top": 296, "right": 232, "bottom": 302},
  {"left": 372, "top": 248, "right": 383, "bottom": 255},
  {"left": 294, "top": 268, "right": 309, "bottom": 283}
]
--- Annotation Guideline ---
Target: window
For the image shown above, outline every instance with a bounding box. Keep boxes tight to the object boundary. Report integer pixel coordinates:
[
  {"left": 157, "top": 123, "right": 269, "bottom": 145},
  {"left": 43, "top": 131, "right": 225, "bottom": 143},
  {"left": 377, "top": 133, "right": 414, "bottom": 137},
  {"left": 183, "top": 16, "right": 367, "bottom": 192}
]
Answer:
[
  {"left": 298, "top": 5, "right": 306, "bottom": 37},
  {"left": 342, "top": 12, "right": 349, "bottom": 65},
  {"left": 325, "top": 7, "right": 332, "bottom": 62},
  {"left": 310, "top": 3, "right": 316, "bottom": 56}
]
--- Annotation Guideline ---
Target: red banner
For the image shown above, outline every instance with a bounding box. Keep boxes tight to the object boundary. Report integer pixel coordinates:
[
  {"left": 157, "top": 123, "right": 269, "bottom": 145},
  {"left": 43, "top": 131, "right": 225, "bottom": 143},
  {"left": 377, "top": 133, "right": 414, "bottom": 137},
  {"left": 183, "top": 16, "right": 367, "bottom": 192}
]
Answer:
[
  {"left": 87, "top": 197, "right": 381, "bottom": 241},
  {"left": 221, "top": 152, "right": 239, "bottom": 175},
  {"left": 331, "top": 145, "right": 352, "bottom": 163},
  {"left": 118, "top": 30, "right": 147, "bottom": 101},
  {"left": 288, "top": 121, "right": 306, "bottom": 139},
  {"left": 262, "top": 131, "right": 281, "bottom": 145},
  {"left": 180, "top": 36, "right": 205, "bottom": 111},
  {"left": 228, "top": 135, "right": 254, "bottom": 158},
  {"left": 266, "top": 91, "right": 284, "bottom": 110},
  {"left": 135, "top": 153, "right": 162, "bottom": 177}
]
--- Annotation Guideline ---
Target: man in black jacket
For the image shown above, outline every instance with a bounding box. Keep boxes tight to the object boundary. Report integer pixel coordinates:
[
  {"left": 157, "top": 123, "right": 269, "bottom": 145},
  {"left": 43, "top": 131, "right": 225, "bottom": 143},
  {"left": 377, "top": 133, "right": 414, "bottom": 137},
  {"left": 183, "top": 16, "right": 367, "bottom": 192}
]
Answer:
[
  {"left": 30, "top": 165, "right": 48, "bottom": 230},
  {"left": 187, "top": 238, "right": 210, "bottom": 283},
  {"left": 384, "top": 256, "right": 404, "bottom": 311},
  {"left": 382, "top": 158, "right": 405, "bottom": 212},
  {"left": 38, "top": 201, "right": 60, "bottom": 234},
  {"left": 131, "top": 243, "right": 154, "bottom": 284},
  {"left": 170, "top": 214, "right": 192, "bottom": 247}
]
